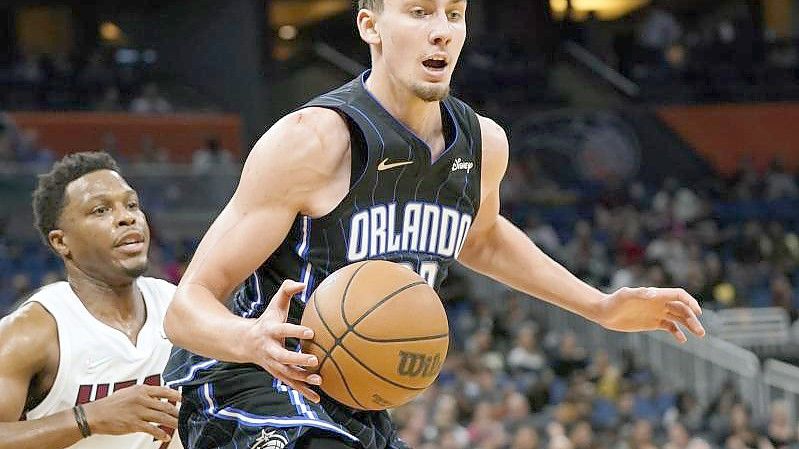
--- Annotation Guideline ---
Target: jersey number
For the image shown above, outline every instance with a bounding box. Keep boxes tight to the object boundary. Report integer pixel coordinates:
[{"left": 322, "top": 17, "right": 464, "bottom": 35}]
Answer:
[{"left": 400, "top": 261, "right": 439, "bottom": 287}]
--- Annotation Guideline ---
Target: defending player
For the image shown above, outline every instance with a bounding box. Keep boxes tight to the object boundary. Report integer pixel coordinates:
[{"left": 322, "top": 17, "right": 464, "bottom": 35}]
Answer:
[{"left": 0, "top": 152, "right": 181, "bottom": 449}]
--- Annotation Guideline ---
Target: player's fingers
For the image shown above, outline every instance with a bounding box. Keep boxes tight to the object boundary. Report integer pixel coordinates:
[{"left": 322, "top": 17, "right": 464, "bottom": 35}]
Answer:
[
  {"left": 653, "top": 288, "right": 702, "bottom": 316},
  {"left": 666, "top": 301, "right": 693, "bottom": 319},
  {"left": 267, "top": 345, "right": 318, "bottom": 367},
  {"left": 273, "top": 322, "right": 314, "bottom": 340},
  {"left": 660, "top": 319, "right": 687, "bottom": 344},
  {"left": 140, "top": 409, "right": 179, "bottom": 429},
  {"left": 135, "top": 422, "right": 172, "bottom": 442},
  {"left": 280, "top": 377, "right": 321, "bottom": 404},
  {"left": 265, "top": 280, "right": 306, "bottom": 314},
  {"left": 267, "top": 359, "right": 318, "bottom": 382},
  {"left": 667, "top": 309, "right": 706, "bottom": 338},
  {"left": 277, "top": 364, "right": 323, "bottom": 385},
  {"left": 145, "top": 396, "right": 180, "bottom": 418},
  {"left": 144, "top": 385, "right": 182, "bottom": 403}
]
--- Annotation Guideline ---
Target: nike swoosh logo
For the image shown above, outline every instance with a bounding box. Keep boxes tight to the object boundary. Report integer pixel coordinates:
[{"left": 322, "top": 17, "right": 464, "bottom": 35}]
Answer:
[{"left": 377, "top": 158, "right": 414, "bottom": 171}]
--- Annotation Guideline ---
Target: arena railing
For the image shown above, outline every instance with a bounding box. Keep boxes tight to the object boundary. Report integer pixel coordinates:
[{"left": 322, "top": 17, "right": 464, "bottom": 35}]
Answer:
[
  {"left": 475, "top": 280, "right": 771, "bottom": 421},
  {"left": 763, "top": 358, "right": 799, "bottom": 426}
]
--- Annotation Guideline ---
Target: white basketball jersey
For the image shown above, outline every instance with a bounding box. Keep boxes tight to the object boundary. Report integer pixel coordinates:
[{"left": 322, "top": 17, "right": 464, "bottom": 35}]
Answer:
[{"left": 24, "top": 277, "right": 183, "bottom": 449}]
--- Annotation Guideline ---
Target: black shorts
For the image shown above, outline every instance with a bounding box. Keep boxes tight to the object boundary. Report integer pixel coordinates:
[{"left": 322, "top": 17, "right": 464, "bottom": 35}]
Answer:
[{"left": 165, "top": 348, "right": 411, "bottom": 449}]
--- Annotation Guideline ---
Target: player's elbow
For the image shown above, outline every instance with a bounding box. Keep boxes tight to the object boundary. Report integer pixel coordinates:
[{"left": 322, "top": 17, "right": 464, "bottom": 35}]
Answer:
[
  {"left": 163, "top": 289, "right": 190, "bottom": 346},
  {"left": 457, "top": 231, "right": 495, "bottom": 271}
]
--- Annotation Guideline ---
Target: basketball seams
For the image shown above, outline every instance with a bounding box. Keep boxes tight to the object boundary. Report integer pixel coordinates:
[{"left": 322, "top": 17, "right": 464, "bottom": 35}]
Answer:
[
  {"left": 309, "top": 291, "right": 338, "bottom": 372},
  {"left": 336, "top": 337, "right": 428, "bottom": 392},
  {"left": 349, "top": 280, "right": 428, "bottom": 328},
  {"left": 340, "top": 261, "right": 372, "bottom": 329},
  {"left": 326, "top": 348, "right": 368, "bottom": 409},
  {"left": 349, "top": 332, "right": 449, "bottom": 344},
  {"left": 306, "top": 291, "right": 367, "bottom": 409}
]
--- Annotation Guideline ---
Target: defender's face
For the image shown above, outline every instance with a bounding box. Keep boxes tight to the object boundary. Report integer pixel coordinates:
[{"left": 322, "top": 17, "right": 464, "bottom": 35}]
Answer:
[
  {"left": 377, "top": 0, "right": 467, "bottom": 101},
  {"left": 56, "top": 170, "right": 150, "bottom": 282}
]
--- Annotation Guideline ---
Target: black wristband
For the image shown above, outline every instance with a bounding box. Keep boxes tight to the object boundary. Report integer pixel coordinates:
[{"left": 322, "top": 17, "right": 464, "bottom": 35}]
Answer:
[{"left": 72, "top": 405, "right": 92, "bottom": 438}]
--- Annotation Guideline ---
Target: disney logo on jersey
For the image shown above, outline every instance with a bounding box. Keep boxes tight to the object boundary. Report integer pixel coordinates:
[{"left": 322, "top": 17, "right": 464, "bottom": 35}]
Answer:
[{"left": 451, "top": 158, "right": 474, "bottom": 174}]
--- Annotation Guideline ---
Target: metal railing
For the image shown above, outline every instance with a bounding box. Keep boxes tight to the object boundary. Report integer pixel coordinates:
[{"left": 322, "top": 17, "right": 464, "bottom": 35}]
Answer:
[
  {"left": 563, "top": 41, "right": 641, "bottom": 98},
  {"left": 763, "top": 359, "right": 799, "bottom": 426},
  {"left": 468, "top": 277, "right": 785, "bottom": 422}
]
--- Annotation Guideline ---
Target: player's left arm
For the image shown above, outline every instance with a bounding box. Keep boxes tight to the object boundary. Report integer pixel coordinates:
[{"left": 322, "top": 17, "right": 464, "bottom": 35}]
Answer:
[{"left": 456, "top": 115, "right": 705, "bottom": 343}]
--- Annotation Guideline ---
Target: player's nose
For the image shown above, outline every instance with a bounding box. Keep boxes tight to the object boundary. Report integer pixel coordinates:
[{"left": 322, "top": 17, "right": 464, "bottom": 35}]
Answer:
[
  {"left": 116, "top": 205, "right": 137, "bottom": 227},
  {"left": 429, "top": 12, "right": 453, "bottom": 47}
]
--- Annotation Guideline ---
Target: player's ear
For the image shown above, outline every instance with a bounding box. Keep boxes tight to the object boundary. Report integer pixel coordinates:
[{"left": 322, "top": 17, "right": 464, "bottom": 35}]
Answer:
[
  {"left": 49, "top": 229, "right": 70, "bottom": 258},
  {"left": 357, "top": 9, "right": 381, "bottom": 46}
]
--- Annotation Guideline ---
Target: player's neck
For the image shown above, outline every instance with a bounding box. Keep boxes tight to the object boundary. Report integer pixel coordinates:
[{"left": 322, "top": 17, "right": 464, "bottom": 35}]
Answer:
[
  {"left": 365, "top": 68, "right": 443, "bottom": 147},
  {"left": 66, "top": 265, "right": 143, "bottom": 323}
]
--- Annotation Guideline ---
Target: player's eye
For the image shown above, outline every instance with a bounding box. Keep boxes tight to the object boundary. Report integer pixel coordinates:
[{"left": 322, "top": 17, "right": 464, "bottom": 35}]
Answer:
[
  {"left": 448, "top": 10, "right": 463, "bottom": 21},
  {"left": 410, "top": 7, "right": 427, "bottom": 18},
  {"left": 92, "top": 206, "right": 108, "bottom": 215},
  {"left": 128, "top": 201, "right": 139, "bottom": 210}
]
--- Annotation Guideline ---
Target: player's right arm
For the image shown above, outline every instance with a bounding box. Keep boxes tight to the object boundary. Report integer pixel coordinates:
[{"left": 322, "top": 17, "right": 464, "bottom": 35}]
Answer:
[
  {"left": 164, "top": 107, "right": 351, "bottom": 402},
  {"left": 0, "top": 303, "right": 180, "bottom": 448}
]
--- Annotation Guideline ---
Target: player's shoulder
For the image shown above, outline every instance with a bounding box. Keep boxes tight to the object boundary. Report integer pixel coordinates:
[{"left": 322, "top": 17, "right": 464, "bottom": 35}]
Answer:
[
  {"left": 249, "top": 107, "right": 350, "bottom": 167},
  {"left": 476, "top": 114, "right": 509, "bottom": 171},
  {"left": 273, "top": 107, "right": 350, "bottom": 153},
  {"left": 0, "top": 300, "right": 57, "bottom": 370},
  {"left": 476, "top": 114, "right": 508, "bottom": 148}
]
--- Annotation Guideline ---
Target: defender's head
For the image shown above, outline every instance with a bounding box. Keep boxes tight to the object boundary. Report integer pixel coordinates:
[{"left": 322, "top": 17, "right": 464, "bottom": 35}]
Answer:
[
  {"left": 33, "top": 151, "right": 150, "bottom": 284},
  {"left": 356, "top": 0, "right": 467, "bottom": 102}
]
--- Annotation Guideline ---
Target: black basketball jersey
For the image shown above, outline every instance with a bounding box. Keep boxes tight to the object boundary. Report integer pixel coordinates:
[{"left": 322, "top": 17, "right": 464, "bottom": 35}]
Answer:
[{"left": 231, "top": 71, "right": 482, "bottom": 325}]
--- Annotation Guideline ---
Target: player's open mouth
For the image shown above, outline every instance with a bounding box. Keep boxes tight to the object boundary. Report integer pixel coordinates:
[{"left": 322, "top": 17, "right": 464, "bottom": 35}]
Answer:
[
  {"left": 422, "top": 58, "right": 448, "bottom": 71},
  {"left": 114, "top": 231, "right": 146, "bottom": 254}
]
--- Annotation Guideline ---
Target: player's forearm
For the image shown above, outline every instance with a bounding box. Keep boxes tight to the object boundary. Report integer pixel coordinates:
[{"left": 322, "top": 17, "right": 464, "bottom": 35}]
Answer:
[
  {"left": 164, "top": 282, "right": 252, "bottom": 363},
  {"left": 0, "top": 409, "right": 84, "bottom": 449},
  {"left": 459, "top": 216, "right": 606, "bottom": 323}
]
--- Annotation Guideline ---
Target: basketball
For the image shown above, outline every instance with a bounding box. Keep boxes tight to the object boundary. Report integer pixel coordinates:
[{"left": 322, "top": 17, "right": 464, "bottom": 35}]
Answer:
[{"left": 300, "top": 260, "right": 449, "bottom": 411}]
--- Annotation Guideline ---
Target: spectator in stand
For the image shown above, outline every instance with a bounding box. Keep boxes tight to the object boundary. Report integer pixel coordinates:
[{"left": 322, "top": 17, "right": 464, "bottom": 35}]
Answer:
[
  {"left": 507, "top": 323, "right": 547, "bottom": 379},
  {"left": 766, "top": 400, "right": 795, "bottom": 449},
  {"left": 510, "top": 424, "right": 540, "bottom": 449},
  {"left": 765, "top": 159, "right": 798, "bottom": 200},
  {"left": 568, "top": 420, "right": 593, "bottom": 449},
  {"left": 192, "top": 137, "right": 237, "bottom": 174},
  {"left": 0, "top": 114, "right": 17, "bottom": 165},
  {"left": 664, "top": 421, "right": 692, "bottom": 449},
  {"left": 93, "top": 86, "right": 125, "bottom": 112},
  {"left": 77, "top": 51, "right": 115, "bottom": 104},
  {"left": 130, "top": 82, "right": 173, "bottom": 114}
]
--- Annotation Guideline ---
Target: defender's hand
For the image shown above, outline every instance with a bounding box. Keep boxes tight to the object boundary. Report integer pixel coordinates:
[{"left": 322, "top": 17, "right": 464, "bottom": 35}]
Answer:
[
  {"left": 245, "top": 280, "right": 322, "bottom": 403},
  {"left": 598, "top": 287, "right": 706, "bottom": 343},
  {"left": 82, "top": 385, "right": 181, "bottom": 441}
]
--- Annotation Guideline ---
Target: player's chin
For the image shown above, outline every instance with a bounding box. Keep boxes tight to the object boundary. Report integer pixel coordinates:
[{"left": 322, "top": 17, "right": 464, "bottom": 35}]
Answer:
[
  {"left": 413, "top": 81, "right": 450, "bottom": 102},
  {"left": 118, "top": 256, "right": 149, "bottom": 278}
]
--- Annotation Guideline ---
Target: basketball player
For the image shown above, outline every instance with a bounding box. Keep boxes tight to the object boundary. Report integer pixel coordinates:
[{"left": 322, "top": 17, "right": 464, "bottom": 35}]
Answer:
[
  {"left": 163, "top": 1, "right": 706, "bottom": 448},
  {"left": 0, "top": 152, "right": 182, "bottom": 448}
]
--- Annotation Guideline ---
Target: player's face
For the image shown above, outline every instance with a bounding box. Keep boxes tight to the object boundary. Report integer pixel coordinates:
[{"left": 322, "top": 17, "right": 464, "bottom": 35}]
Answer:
[
  {"left": 55, "top": 170, "right": 150, "bottom": 282},
  {"left": 377, "top": 0, "right": 467, "bottom": 102}
]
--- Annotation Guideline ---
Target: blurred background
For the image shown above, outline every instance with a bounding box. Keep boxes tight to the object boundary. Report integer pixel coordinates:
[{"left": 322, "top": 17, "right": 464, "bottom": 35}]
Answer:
[{"left": 1, "top": 1, "right": 798, "bottom": 448}]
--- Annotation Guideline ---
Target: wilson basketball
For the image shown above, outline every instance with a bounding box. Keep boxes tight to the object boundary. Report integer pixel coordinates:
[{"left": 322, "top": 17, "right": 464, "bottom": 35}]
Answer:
[{"left": 300, "top": 260, "right": 449, "bottom": 410}]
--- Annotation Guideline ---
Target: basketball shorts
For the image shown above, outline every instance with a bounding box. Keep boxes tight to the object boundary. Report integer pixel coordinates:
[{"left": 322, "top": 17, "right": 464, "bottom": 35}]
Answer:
[{"left": 164, "top": 348, "right": 411, "bottom": 449}]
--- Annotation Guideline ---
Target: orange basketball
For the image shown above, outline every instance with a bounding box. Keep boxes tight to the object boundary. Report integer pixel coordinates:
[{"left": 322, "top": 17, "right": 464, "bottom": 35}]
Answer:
[{"left": 300, "top": 260, "right": 449, "bottom": 411}]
